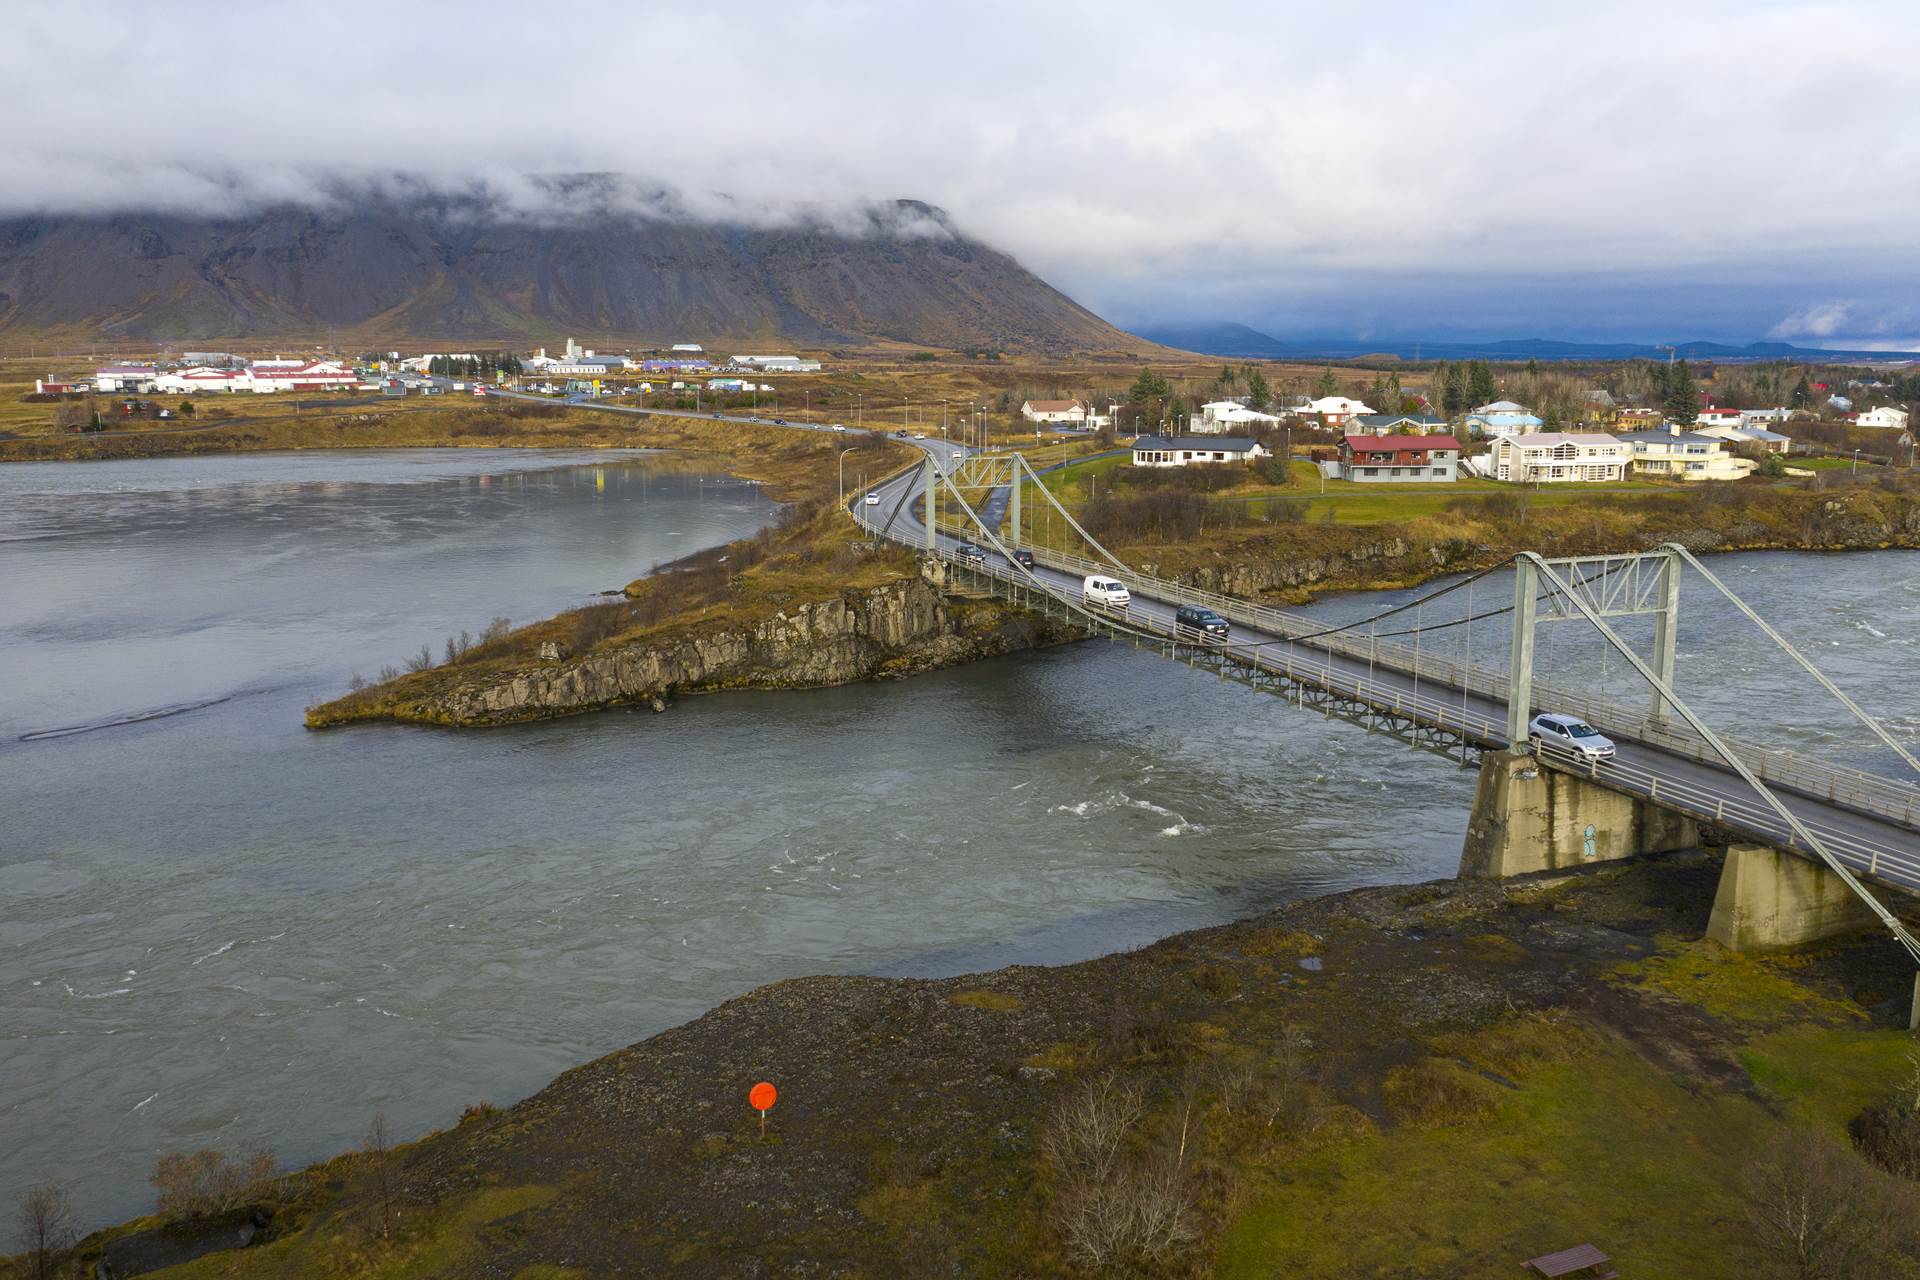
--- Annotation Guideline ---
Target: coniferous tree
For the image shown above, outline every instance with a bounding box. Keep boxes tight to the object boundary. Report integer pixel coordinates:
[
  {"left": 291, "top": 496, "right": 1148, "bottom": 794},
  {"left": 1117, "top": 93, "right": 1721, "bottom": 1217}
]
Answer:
[
  {"left": 1442, "top": 364, "right": 1466, "bottom": 415},
  {"left": 1664, "top": 360, "right": 1700, "bottom": 424},
  {"left": 1468, "top": 360, "right": 1498, "bottom": 407},
  {"left": 1317, "top": 367, "right": 1339, "bottom": 398},
  {"left": 1245, "top": 367, "right": 1271, "bottom": 411}
]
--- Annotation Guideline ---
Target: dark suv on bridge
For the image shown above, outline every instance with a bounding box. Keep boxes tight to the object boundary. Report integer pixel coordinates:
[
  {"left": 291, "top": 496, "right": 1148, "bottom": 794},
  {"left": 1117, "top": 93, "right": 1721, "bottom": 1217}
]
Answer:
[{"left": 1174, "top": 605, "right": 1230, "bottom": 639}]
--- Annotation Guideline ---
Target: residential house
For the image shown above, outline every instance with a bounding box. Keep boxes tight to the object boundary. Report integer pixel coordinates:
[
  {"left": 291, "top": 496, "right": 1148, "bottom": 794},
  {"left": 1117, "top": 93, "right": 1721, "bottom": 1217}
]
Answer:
[
  {"left": 1740, "top": 407, "right": 1793, "bottom": 427},
  {"left": 1618, "top": 426, "right": 1756, "bottom": 481},
  {"left": 1694, "top": 423, "right": 1793, "bottom": 455},
  {"left": 1021, "top": 398, "right": 1087, "bottom": 426},
  {"left": 1130, "top": 435, "right": 1271, "bottom": 467},
  {"left": 1828, "top": 394, "right": 1854, "bottom": 412},
  {"left": 1615, "top": 408, "right": 1664, "bottom": 431},
  {"left": 1294, "top": 396, "right": 1376, "bottom": 428},
  {"left": 1856, "top": 406, "right": 1911, "bottom": 431},
  {"left": 1337, "top": 434, "right": 1462, "bottom": 483},
  {"left": 1464, "top": 408, "right": 1546, "bottom": 438},
  {"left": 1487, "top": 433, "right": 1631, "bottom": 483},
  {"left": 1471, "top": 399, "right": 1528, "bottom": 415},
  {"left": 1696, "top": 407, "right": 1745, "bottom": 430},
  {"left": 1349, "top": 412, "right": 1449, "bottom": 436},
  {"left": 1194, "top": 400, "right": 1281, "bottom": 434}
]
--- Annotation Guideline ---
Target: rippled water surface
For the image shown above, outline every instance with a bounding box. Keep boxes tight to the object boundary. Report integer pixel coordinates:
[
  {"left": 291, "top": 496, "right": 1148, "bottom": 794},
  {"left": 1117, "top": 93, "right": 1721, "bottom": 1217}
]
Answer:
[{"left": 2, "top": 450, "right": 1914, "bottom": 1223}]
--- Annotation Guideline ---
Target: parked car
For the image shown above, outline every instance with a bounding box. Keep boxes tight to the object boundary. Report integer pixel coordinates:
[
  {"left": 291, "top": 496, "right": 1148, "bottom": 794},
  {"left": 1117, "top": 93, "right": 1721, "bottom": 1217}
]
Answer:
[
  {"left": 1083, "top": 575, "right": 1131, "bottom": 609},
  {"left": 1174, "top": 605, "right": 1229, "bottom": 639},
  {"left": 864, "top": 492, "right": 881, "bottom": 506},
  {"left": 1011, "top": 549, "right": 1035, "bottom": 569},
  {"left": 955, "top": 542, "right": 987, "bottom": 566},
  {"left": 1528, "top": 713, "right": 1616, "bottom": 761}
]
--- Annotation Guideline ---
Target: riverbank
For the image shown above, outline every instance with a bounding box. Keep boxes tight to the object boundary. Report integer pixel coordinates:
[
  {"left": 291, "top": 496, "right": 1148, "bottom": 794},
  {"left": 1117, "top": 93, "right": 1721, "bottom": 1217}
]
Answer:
[{"left": 35, "top": 847, "right": 1920, "bottom": 1278}]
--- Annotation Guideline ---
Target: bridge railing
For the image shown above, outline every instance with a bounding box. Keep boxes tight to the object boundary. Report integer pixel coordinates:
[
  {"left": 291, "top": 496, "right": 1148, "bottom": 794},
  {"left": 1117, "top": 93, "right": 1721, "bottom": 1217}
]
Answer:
[
  {"left": 986, "top": 537, "right": 1919, "bottom": 831},
  {"left": 1532, "top": 740, "right": 1920, "bottom": 890}
]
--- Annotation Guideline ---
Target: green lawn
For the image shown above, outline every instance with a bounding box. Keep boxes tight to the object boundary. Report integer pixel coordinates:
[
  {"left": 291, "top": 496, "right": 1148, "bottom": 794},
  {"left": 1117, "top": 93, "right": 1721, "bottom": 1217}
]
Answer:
[{"left": 1218, "top": 1024, "right": 1911, "bottom": 1279}]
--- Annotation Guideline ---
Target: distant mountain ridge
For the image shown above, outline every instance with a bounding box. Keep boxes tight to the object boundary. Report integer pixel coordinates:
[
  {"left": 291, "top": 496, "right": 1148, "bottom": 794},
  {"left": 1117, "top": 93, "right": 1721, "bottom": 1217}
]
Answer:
[
  {"left": 0, "top": 179, "right": 1146, "bottom": 352},
  {"left": 1135, "top": 321, "right": 1920, "bottom": 363}
]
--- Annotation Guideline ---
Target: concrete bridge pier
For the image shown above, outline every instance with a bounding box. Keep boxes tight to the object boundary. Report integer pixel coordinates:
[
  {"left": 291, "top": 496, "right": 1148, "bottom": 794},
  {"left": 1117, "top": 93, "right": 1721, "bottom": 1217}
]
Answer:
[
  {"left": 1458, "top": 750, "right": 1699, "bottom": 878},
  {"left": 1705, "top": 842, "right": 1879, "bottom": 952}
]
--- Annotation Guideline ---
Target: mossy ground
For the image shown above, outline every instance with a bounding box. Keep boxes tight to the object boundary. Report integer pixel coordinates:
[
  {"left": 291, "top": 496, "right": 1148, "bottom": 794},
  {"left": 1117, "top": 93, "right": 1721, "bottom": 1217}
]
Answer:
[{"left": 41, "top": 850, "right": 1920, "bottom": 1278}]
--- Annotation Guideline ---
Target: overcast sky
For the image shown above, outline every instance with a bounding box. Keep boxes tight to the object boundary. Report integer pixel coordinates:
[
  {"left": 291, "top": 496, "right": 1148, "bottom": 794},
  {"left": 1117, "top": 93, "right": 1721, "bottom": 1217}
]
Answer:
[{"left": 5, "top": 0, "right": 1917, "bottom": 346}]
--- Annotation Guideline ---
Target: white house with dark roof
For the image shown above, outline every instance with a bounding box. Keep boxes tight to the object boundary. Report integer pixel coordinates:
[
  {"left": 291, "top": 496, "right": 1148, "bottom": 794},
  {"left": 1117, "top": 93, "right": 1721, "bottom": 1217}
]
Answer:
[{"left": 1130, "top": 435, "right": 1271, "bottom": 467}]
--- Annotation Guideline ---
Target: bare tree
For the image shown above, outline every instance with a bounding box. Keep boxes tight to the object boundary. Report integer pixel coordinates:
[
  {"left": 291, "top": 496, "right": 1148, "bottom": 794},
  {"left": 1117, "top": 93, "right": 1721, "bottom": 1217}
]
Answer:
[
  {"left": 151, "top": 1147, "right": 276, "bottom": 1219},
  {"left": 15, "top": 1181, "right": 75, "bottom": 1280},
  {"left": 364, "top": 1109, "right": 397, "bottom": 1240},
  {"left": 1747, "top": 1127, "right": 1916, "bottom": 1278},
  {"left": 1041, "top": 1073, "right": 1144, "bottom": 1185}
]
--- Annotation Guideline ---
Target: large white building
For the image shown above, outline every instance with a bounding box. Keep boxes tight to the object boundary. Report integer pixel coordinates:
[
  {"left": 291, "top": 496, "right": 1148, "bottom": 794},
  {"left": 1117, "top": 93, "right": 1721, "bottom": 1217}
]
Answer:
[
  {"left": 1130, "top": 435, "right": 1271, "bottom": 467},
  {"left": 1618, "top": 427, "right": 1756, "bottom": 481},
  {"left": 731, "top": 355, "right": 822, "bottom": 372},
  {"left": 1021, "top": 398, "right": 1087, "bottom": 425},
  {"left": 94, "top": 364, "right": 158, "bottom": 393},
  {"left": 1193, "top": 400, "right": 1281, "bottom": 434},
  {"left": 1487, "top": 433, "right": 1631, "bottom": 483},
  {"left": 1294, "top": 396, "right": 1376, "bottom": 428},
  {"left": 245, "top": 360, "right": 359, "bottom": 392}
]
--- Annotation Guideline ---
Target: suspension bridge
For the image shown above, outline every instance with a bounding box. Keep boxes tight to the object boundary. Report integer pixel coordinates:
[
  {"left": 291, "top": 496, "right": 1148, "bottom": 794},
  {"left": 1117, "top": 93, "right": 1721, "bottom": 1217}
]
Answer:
[{"left": 853, "top": 440, "right": 1920, "bottom": 985}]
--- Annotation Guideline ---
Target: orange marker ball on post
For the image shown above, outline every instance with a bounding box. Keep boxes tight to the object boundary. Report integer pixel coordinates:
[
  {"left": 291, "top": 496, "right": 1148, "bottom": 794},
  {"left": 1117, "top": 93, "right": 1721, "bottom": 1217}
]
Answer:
[{"left": 749, "top": 1081, "right": 777, "bottom": 1136}]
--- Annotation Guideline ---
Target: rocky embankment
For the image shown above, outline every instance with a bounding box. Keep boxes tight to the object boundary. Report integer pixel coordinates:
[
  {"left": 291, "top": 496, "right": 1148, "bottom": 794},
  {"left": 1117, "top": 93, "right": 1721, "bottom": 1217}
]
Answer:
[
  {"left": 1136, "top": 485, "right": 1920, "bottom": 600},
  {"left": 307, "top": 577, "right": 1078, "bottom": 728}
]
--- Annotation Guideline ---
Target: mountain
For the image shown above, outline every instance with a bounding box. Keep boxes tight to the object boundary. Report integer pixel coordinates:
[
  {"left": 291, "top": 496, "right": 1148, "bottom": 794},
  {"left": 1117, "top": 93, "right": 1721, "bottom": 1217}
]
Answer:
[
  {"left": 0, "top": 181, "right": 1144, "bottom": 353},
  {"left": 1135, "top": 321, "right": 1920, "bottom": 363}
]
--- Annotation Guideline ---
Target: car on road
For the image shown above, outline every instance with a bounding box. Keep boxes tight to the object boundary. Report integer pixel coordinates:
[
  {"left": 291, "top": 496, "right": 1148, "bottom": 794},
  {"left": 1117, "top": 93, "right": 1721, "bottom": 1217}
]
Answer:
[
  {"left": 1527, "top": 713, "right": 1616, "bottom": 761},
  {"left": 1174, "top": 605, "right": 1229, "bottom": 639},
  {"left": 1011, "top": 549, "right": 1035, "bottom": 569},
  {"left": 712, "top": 412, "right": 723, "bottom": 419},
  {"left": 955, "top": 542, "right": 987, "bottom": 566},
  {"left": 831, "top": 423, "right": 846, "bottom": 432},
  {"left": 913, "top": 433, "right": 927, "bottom": 439},
  {"left": 774, "top": 418, "right": 786, "bottom": 425},
  {"left": 1082, "top": 575, "right": 1131, "bottom": 610},
  {"left": 864, "top": 492, "right": 881, "bottom": 506}
]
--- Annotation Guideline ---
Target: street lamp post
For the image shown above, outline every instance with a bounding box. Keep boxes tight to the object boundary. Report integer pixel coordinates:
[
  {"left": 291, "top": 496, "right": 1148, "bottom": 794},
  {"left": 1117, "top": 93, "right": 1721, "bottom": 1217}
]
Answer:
[{"left": 838, "top": 446, "right": 853, "bottom": 513}]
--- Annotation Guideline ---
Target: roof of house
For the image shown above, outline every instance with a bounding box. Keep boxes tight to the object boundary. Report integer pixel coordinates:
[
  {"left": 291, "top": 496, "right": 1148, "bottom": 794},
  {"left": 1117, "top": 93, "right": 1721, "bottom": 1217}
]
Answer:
[
  {"left": 1024, "top": 399, "right": 1084, "bottom": 412},
  {"left": 1471, "top": 411, "right": 1546, "bottom": 426},
  {"left": 1618, "top": 428, "right": 1722, "bottom": 443},
  {"left": 1353, "top": 413, "right": 1448, "bottom": 429},
  {"left": 1343, "top": 434, "right": 1463, "bottom": 453},
  {"left": 1473, "top": 399, "right": 1527, "bottom": 413},
  {"left": 1501, "top": 432, "right": 1624, "bottom": 449},
  {"left": 1133, "top": 435, "right": 1263, "bottom": 452},
  {"left": 1731, "top": 428, "right": 1792, "bottom": 442}
]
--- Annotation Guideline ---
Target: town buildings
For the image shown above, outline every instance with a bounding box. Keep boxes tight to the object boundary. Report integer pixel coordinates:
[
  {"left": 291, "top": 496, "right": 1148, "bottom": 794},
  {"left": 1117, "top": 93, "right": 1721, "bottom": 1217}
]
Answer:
[
  {"left": 1337, "top": 434, "right": 1463, "bottom": 482},
  {"left": 1464, "top": 403, "right": 1546, "bottom": 438},
  {"left": 1486, "top": 433, "right": 1631, "bottom": 483},
  {"left": 1130, "top": 435, "right": 1271, "bottom": 467},
  {"left": 1349, "top": 412, "right": 1449, "bottom": 436}
]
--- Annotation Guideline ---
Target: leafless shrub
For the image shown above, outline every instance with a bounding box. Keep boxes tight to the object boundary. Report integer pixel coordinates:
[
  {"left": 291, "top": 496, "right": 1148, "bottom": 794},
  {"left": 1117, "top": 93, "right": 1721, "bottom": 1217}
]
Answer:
[
  {"left": 480, "top": 617, "right": 512, "bottom": 646},
  {"left": 151, "top": 1147, "right": 276, "bottom": 1219},
  {"left": 443, "top": 630, "right": 474, "bottom": 664},
  {"left": 1041, "top": 1073, "right": 1144, "bottom": 1186},
  {"left": 1747, "top": 1127, "right": 1919, "bottom": 1279},
  {"left": 14, "top": 1181, "right": 75, "bottom": 1280},
  {"left": 1209, "top": 1056, "right": 1259, "bottom": 1118},
  {"left": 347, "top": 673, "right": 367, "bottom": 692},
  {"left": 377, "top": 665, "right": 401, "bottom": 684},
  {"left": 403, "top": 645, "right": 433, "bottom": 673}
]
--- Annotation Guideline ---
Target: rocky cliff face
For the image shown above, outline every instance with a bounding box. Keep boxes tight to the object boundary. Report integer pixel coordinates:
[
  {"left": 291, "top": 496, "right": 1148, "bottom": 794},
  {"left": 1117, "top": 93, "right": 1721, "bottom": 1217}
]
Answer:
[{"left": 314, "top": 578, "right": 1074, "bottom": 728}]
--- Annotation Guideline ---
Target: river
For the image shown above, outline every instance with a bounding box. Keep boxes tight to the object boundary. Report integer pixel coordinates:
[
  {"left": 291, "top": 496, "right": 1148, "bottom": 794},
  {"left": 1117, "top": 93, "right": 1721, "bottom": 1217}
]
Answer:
[{"left": 2, "top": 450, "right": 1914, "bottom": 1225}]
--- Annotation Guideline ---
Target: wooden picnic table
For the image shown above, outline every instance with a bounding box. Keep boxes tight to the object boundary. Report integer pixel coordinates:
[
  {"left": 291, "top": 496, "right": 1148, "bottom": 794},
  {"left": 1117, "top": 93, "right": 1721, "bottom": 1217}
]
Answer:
[{"left": 1522, "top": 1242, "right": 1617, "bottom": 1278}]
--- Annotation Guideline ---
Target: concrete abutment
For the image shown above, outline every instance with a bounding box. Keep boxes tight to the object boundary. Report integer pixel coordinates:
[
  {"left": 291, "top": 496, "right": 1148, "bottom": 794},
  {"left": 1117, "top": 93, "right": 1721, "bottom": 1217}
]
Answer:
[
  {"left": 1459, "top": 750, "right": 1699, "bottom": 879},
  {"left": 1705, "top": 841, "right": 1880, "bottom": 952}
]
